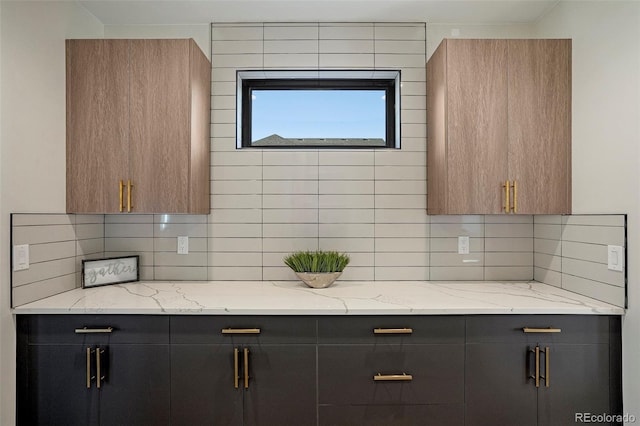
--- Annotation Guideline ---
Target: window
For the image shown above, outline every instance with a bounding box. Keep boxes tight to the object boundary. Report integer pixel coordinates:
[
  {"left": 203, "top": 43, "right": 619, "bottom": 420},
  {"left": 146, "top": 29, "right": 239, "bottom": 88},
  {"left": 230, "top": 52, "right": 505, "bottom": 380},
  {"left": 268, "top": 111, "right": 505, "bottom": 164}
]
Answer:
[{"left": 237, "top": 70, "right": 400, "bottom": 148}]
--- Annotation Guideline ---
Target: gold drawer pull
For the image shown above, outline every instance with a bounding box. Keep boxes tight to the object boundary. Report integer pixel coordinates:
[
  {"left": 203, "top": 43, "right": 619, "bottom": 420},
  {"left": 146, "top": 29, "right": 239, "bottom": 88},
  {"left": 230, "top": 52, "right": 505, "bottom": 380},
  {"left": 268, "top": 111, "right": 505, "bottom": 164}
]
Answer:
[
  {"left": 522, "top": 327, "right": 561, "bottom": 333},
  {"left": 75, "top": 327, "right": 114, "bottom": 334},
  {"left": 221, "top": 328, "right": 261, "bottom": 335},
  {"left": 373, "top": 328, "right": 413, "bottom": 335},
  {"left": 373, "top": 373, "right": 413, "bottom": 382}
]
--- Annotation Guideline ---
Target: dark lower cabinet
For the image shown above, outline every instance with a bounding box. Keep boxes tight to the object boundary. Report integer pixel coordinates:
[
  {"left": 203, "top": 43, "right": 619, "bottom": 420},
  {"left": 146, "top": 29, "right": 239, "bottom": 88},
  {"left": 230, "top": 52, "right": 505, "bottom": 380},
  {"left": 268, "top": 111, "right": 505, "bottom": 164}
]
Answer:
[
  {"left": 17, "top": 315, "right": 171, "bottom": 426},
  {"left": 465, "top": 315, "right": 622, "bottom": 426},
  {"left": 319, "top": 404, "right": 464, "bottom": 426},
  {"left": 318, "top": 316, "right": 465, "bottom": 426},
  {"left": 170, "top": 316, "right": 317, "bottom": 426},
  {"left": 17, "top": 314, "right": 622, "bottom": 426}
]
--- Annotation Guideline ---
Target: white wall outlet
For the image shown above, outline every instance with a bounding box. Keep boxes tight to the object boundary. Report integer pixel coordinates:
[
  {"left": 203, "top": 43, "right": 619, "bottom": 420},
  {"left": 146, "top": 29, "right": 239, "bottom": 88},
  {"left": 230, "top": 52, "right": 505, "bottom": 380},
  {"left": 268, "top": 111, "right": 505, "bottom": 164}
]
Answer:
[
  {"left": 607, "top": 245, "right": 623, "bottom": 272},
  {"left": 458, "top": 236, "right": 470, "bottom": 255},
  {"left": 177, "top": 236, "right": 189, "bottom": 255},
  {"left": 13, "top": 244, "right": 30, "bottom": 271}
]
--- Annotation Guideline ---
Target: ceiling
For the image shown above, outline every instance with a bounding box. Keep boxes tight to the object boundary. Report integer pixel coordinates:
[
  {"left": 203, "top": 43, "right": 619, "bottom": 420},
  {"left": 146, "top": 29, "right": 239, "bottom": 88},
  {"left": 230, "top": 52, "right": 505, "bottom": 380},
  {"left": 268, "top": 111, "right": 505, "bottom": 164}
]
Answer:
[{"left": 78, "top": 0, "right": 560, "bottom": 25}]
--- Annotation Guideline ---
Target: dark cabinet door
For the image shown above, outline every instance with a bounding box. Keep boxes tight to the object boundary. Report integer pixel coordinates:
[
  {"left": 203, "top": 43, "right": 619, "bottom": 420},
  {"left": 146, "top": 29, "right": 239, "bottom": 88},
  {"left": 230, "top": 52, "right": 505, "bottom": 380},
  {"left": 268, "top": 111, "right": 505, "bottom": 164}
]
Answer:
[
  {"left": 25, "top": 345, "right": 100, "bottom": 426},
  {"left": 99, "top": 344, "right": 171, "bottom": 426},
  {"left": 244, "top": 345, "right": 317, "bottom": 426},
  {"left": 466, "top": 315, "right": 618, "bottom": 426},
  {"left": 537, "top": 344, "right": 610, "bottom": 426},
  {"left": 465, "top": 343, "right": 538, "bottom": 426},
  {"left": 171, "top": 344, "right": 316, "bottom": 426},
  {"left": 171, "top": 344, "right": 243, "bottom": 426}
]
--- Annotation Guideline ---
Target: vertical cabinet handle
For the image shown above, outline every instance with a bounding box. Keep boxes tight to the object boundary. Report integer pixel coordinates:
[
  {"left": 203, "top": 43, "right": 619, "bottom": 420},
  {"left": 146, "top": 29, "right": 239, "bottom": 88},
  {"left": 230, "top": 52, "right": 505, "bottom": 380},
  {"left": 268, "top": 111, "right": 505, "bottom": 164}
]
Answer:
[
  {"left": 86, "top": 347, "right": 92, "bottom": 389},
  {"left": 528, "top": 346, "right": 551, "bottom": 388},
  {"left": 127, "top": 180, "right": 133, "bottom": 213},
  {"left": 541, "top": 346, "right": 550, "bottom": 387},
  {"left": 96, "top": 347, "right": 104, "bottom": 389},
  {"left": 244, "top": 348, "right": 250, "bottom": 389},
  {"left": 529, "top": 346, "right": 540, "bottom": 388},
  {"left": 502, "top": 180, "right": 510, "bottom": 213},
  {"left": 512, "top": 180, "right": 518, "bottom": 213},
  {"left": 233, "top": 347, "right": 239, "bottom": 389},
  {"left": 119, "top": 180, "right": 124, "bottom": 212}
]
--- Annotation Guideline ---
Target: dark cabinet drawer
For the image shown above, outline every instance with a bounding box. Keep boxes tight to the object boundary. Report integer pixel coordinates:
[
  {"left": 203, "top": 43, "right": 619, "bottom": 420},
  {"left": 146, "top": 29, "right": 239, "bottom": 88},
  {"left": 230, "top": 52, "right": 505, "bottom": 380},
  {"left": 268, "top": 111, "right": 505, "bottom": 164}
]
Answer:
[
  {"left": 318, "top": 344, "right": 464, "bottom": 405},
  {"left": 170, "top": 316, "right": 317, "bottom": 344},
  {"left": 466, "top": 315, "right": 611, "bottom": 344},
  {"left": 25, "top": 315, "right": 169, "bottom": 344},
  {"left": 319, "top": 404, "right": 464, "bottom": 426},
  {"left": 318, "top": 315, "right": 464, "bottom": 344}
]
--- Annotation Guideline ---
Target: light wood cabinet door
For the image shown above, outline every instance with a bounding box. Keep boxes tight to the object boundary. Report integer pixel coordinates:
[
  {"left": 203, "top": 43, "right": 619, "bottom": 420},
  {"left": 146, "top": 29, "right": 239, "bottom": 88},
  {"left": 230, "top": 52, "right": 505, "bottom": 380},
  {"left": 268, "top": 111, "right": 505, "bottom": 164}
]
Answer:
[
  {"left": 426, "top": 38, "right": 571, "bottom": 215},
  {"left": 129, "top": 40, "right": 191, "bottom": 213},
  {"left": 508, "top": 39, "right": 571, "bottom": 214},
  {"left": 66, "top": 39, "right": 211, "bottom": 214},
  {"left": 446, "top": 39, "right": 509, "bottom": 214},
  {"left": 66, "top": 40, "right": 129, "bottom": 213}
]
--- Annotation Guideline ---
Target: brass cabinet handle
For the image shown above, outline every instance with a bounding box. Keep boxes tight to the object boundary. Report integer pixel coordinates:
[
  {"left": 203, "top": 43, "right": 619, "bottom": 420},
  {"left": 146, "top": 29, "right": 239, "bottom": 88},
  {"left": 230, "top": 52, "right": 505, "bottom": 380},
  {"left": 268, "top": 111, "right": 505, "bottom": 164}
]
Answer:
[
  {"left": 96, "top": 347, "right": 102, "bottom": 389},
  {"left": 373, "top": 328, "right": 413, "bottom": 335},
  {"left": 512, "top": 180, "right": 518, "bottom": 213},
  {"left": 243, "top": 348, "right": 250, "bottom": 389},
  {"left": 522, "top": 327, "right": 561, "bottom": 333},
  {"left": 502, "top": 180, "right": 510, "bottom": 213},
  {"left": 127, "top": 180, "right": 133, "bottom": 213},
  {"left": 119, "top": 180, "right": 124, "bottom": 212},
  {"left": 221, "top": 328, "right": 261, "bottom": 335},
  {"left": 233, "top": 347, "right": 239, "bottom": 389},
  {"left": 529, "top": 346, "right": 540, "bottom": 388},
  {"left": 86, "top": 347, "right": 92, "bottom": 389},
  {"left": 374, "top": 373, "right": 413, "bottom": 382},
  {"left": 75, "top": 327, "right": 114, "bottom": 334},
  {"left": 541, "top": 346, "right": 550, "bottom": 388}
]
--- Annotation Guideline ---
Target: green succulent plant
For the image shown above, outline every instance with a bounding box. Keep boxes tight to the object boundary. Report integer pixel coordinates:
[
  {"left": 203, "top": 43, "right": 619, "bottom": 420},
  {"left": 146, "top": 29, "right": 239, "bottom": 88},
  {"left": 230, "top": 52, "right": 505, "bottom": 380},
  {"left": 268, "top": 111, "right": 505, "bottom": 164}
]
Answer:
[{"left": 283, "top": 251, "right": 350, "bottom": 273}]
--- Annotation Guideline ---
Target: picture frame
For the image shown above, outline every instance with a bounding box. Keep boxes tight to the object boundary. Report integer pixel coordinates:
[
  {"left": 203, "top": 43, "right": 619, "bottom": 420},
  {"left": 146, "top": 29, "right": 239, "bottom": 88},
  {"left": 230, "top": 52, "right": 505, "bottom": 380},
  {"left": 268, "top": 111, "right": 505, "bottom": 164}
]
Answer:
[{"left": 82, "top": 255, "right": 139, "bottom": 288}]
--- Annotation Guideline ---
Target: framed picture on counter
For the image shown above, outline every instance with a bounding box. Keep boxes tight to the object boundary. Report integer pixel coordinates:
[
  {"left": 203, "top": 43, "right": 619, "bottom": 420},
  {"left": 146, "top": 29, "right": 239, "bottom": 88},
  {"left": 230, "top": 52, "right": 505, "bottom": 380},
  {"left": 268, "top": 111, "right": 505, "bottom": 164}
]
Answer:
[{"left": 82, "top": 255, "right": 139, "bottom": 288}]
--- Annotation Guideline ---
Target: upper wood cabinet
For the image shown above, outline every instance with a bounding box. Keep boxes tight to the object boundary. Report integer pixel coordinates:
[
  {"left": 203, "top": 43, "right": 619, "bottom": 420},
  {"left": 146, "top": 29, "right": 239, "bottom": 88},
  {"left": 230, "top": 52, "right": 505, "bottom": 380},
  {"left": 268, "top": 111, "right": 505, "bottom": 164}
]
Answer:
[
  {"left": 426, "top": 39, "right": 571, "bottom": 215},
  {"left": 66, "top": 39, "right": 211, "bottom": 214}
]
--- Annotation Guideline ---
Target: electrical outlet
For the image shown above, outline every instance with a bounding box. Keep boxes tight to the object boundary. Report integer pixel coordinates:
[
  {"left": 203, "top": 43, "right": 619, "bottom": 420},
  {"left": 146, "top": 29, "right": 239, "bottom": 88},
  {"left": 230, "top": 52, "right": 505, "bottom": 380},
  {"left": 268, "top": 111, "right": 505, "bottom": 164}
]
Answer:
[
  {"left": 607, "top": 245, "right": 623, "bottom": 272},
  {"left": 177, "top": 236, "right": 189, "bottom": 255},
  {"left": 458, "top": 236, "right": 470, "bottom": 255},
  {"left": 13, "top": 244, "right": 30, "bottom": 271}
]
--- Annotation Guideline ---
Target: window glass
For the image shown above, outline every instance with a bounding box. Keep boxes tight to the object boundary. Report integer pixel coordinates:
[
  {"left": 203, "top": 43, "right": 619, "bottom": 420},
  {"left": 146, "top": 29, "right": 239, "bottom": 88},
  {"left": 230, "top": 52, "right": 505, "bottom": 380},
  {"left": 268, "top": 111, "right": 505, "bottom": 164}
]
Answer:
[{"left": 237, "top": 70, "right": 400, "bottom": 149}]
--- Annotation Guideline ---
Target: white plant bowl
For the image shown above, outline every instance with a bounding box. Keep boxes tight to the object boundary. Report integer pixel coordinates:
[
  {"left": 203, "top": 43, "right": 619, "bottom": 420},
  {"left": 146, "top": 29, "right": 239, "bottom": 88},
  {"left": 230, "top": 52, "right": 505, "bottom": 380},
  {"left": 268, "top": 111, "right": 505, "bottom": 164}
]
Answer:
[{"left": 295, "top": 271, "right": 342, "bottom": 289}]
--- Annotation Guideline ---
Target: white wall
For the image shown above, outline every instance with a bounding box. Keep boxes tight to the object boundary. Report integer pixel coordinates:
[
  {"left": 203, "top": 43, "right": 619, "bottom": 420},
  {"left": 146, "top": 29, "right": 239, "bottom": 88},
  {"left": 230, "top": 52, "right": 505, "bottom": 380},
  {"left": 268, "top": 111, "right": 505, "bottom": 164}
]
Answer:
[
  {"left": 0, "top": 2, "right": 103, "bottom": 423},
  {"left": 104, "top": 24, "right": 211, "bottom": 60},
  {"left": 426, "top": 22, "right": 535, "bottom": 58},
  {"left": 535, "top": 1, "right": 640, "bottom": 419}
]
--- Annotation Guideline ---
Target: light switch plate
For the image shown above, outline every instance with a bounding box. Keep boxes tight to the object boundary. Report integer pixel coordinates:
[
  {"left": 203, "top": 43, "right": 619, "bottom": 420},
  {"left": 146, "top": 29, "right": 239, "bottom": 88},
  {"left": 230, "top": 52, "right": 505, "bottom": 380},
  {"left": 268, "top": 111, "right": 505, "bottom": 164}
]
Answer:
[
  {"left": 458, "top": 236, "right": 470, "bottom": 255},
  {"left": 177, "top": 236, "right": 189, "bottom": 255},
  {"left": 13, "top": 244, "right": 30, "bottom": 271},
  {"left": 607, "top": 245, "right": 623, "bottom": 272}
]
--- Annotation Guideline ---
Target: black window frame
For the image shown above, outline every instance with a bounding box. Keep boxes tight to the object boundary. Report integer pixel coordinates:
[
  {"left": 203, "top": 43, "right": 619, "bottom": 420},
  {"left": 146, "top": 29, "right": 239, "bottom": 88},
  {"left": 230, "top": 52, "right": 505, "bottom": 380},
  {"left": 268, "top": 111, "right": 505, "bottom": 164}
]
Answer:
[{"left": 237, "top": 70, "right": 400, "bottom": 149}]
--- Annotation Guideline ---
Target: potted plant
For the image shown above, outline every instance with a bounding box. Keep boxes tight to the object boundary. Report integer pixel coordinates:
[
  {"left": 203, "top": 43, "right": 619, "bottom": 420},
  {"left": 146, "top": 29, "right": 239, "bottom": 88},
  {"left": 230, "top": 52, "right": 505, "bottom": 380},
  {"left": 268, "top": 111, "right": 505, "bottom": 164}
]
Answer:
[{"left": 283, "top": 250, "right": 350, "bottom": 288}]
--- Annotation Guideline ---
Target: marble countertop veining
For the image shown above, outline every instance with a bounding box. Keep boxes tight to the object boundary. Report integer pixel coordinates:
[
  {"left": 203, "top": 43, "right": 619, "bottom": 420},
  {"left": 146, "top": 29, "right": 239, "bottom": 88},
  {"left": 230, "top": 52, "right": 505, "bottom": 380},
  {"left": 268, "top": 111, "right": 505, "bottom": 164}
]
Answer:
[{"left": 12, "top": 281, "right": 624, "bottom": 315}]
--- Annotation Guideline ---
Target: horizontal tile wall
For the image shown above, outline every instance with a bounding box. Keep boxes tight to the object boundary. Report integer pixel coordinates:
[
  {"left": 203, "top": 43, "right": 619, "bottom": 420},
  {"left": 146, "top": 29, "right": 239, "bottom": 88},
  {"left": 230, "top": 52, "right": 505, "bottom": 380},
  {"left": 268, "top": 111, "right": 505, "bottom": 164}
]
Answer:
[
  {"left": 11, "top": 213, "right": 104, "bottom": 307},
  {"left": 104, "top": 214, "right": 208, "bottom": 281},
  {"left": 534, "top": 215, "right": 626, "bottom": 307},
  {"left": 210, "top": 22, "right": 434, "bottom": 281}
]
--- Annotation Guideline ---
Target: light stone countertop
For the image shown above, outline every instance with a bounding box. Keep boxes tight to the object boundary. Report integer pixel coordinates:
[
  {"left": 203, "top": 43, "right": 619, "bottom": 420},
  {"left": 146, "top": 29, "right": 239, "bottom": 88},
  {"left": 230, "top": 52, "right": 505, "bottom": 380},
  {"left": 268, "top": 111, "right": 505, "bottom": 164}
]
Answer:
[{"left": 12, "top": 280, "right": 624, "bottom": 315}]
